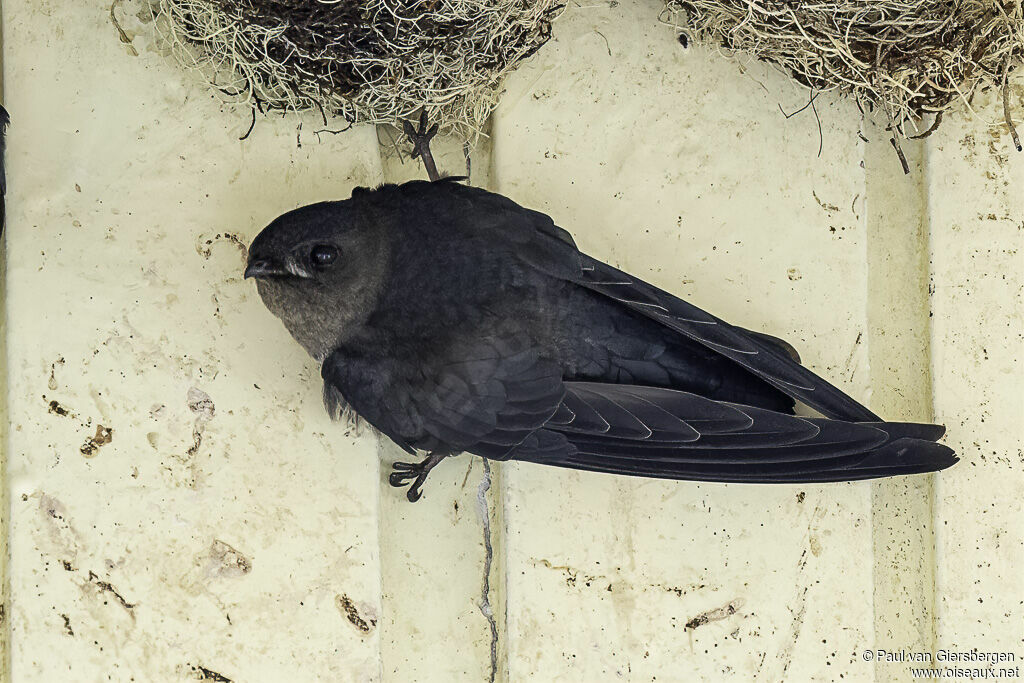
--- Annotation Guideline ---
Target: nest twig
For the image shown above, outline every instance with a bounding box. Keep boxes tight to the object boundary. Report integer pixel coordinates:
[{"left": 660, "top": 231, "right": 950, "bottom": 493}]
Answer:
[
  {"left": 668, "top": 0, "right": 1024, "bottom": 165},
  {"left": 154, "top": 0, "right": 563, "bottom": 139}
]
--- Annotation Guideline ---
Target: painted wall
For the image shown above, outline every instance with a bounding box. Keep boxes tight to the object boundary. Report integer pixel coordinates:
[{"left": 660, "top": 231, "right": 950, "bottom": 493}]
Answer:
[{"left": 1, "top": 0, "right": 1020, "bottom": 681}]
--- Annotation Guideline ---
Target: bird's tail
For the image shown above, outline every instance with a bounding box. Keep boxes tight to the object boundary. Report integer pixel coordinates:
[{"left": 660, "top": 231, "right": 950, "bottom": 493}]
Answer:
[{"left": 512, "top": 420, "right": 957, "bottom": 484}]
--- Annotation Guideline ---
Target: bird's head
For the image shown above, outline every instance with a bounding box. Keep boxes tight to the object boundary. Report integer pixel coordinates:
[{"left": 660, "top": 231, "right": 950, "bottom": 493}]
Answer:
[{"left": 245, "top": 198, "right": 389, "bottom": 360}]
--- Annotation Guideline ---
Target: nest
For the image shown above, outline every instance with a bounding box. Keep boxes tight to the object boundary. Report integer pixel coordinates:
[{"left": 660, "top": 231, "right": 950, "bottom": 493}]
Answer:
[
  {"left": 669, "top": 1, "right": 1024, "bottom": 169},
  {"left": 155, "top": 0, "right": 562, "bottom": 138}
]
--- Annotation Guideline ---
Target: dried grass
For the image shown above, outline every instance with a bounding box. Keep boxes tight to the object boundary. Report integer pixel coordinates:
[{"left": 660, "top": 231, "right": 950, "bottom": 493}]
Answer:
[
  {"left": 668, "top": 0, "right": 1024, "bottom": 167},
  {"left": 153, "top": 0, "right": 563, "bottom": 139}
]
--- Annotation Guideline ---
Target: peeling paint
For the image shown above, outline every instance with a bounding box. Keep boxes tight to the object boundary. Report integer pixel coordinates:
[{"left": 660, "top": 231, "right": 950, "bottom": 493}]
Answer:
[
  {"left": 684, "top": 599, "right": 744, "bottom": 631},
  {"left": 191, "top": 664, "right": 232, "bottom": 682},
  {"left": 335, "top": 594, "right": 377, "bottom": 635},
  {"left": 203, "top": 540, "right": 252, "bottom": 579},
  {"left": 86, "top": 570, "right": 136, "bottom": 613},
  {"left": 79, "top": 424, "right": 113, "bottom": 458},
  {"left": 46, "top": 399, "right": 73, "bottom": 418}
]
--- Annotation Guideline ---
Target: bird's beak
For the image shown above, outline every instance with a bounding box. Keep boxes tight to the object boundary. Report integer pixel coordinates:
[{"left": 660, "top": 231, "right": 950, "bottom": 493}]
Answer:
[{"left": 244, "top": 258, "right": 288, "bottom": 280}]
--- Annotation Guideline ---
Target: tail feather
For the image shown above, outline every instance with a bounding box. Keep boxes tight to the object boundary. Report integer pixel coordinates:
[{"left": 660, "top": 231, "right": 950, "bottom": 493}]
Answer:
[
  {"left": 503, "top": 382, "right": 957, "bottom": 483},
  {"left": 515, "top": 436, "right": 957, "bottom": 483}
]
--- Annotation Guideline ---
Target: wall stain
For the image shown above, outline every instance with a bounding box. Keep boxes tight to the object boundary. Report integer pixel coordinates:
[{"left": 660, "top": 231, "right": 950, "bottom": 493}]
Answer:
[
  {"left": 48, "top": 356, "right": 65, "bottom": 390},
  {"left": 533, "top": 555, "right": 722, "bottom": 613},
  {"left": 336, "top": 594, "right": 376, "bottom": 634},
  {"left": 80, "top": 424, "right": 113, "bottom": 458},
  {"left": 181, "top": 387, "right": 216, "bottom": 488},
  {"left": 87, "top": 570, "right": 136, "bottom": 613},
  {"left": 812, "top": 190, "right": 841, "bottom": 213},
  {"left": 196, "top": 232, "right": 249, "bottom": 268},
  {"left": 774, "top": 509, "right": 819, "bottom": 680},
  {"left": 844, "top": 331, "right": 864, "bottom": 382},
  {"left": 43, "top": 395, "right": 113, "bottom": 458},
  {"left": 47, "top": 398, "right": 73, "bottom": 418},
  {"left": 533, "top": 557, "right": 606, "bottom": 589},
  {"left": 191, "top": 664, "right": 232, "bottom": 682},
  {"left": 39, "top": 494, "right": 84, "bottom": 561},
  {"left": 533, "top": 558, "right": 706, "bottom": 599},
  {"left": 204, "top": 540, "right": 252, "bottom": 579},
  {"left": 60, "top": 613, "right": 74, "bottom": 636},
  {"left": 685, "top": 599, "right": 745, "bottom": 631},
  {"left": 651, "top": 581, "right": 707, "bottom": 598},
  {"left": 186, "top": 431, "right": 204, "bottom": 459},
  {"left": 188, "top": 387, "right": 216, "bottom": 421}
]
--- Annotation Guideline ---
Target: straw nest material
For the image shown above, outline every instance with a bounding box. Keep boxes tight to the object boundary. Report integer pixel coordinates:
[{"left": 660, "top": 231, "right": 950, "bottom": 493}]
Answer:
[
  {"left": 669, "top": 1, "right": 1024, "bottom": 169},
  {"left": 155, "top": 0, "right": 563, "bottom": 138}
]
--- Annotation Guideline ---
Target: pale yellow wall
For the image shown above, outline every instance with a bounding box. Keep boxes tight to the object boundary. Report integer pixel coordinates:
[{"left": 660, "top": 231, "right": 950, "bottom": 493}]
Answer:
[
  {"left": 2, "top": 2, "right": 385, "bottom": 680},
  {"left": 862, "top": 118, "right": 937, "bottom": 680},
  {"left": 1, "top": 1, "right": 1021, "bottom": 682},
  {"left": 1, "top": 0, "right": 8, "bottom": 674},
  {"left": 928, "top": 85, "right": 1023, "bottom": 655}
]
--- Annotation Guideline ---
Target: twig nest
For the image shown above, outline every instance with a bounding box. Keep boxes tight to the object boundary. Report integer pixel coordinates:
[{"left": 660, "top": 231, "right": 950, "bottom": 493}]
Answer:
[
  {"left": 669, "top": 0, "right": 1023, "bottom": 156},
  {"left": 155, "top": 0, "right": 563, "bottom": 138}
]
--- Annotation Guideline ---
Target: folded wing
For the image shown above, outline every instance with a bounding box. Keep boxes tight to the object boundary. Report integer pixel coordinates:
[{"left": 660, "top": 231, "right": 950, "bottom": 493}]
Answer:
[
  {"left": 509, "top": 383, "right": 956, "bottom": 483},
  {"left": 575, "top": 256, "right": 880, "bottom": 422}
]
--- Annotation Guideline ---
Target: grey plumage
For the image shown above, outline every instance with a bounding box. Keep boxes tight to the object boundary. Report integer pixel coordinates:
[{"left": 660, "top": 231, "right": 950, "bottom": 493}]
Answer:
[{"left": 245, "top": 178, "right": 956, "bottom": 500}]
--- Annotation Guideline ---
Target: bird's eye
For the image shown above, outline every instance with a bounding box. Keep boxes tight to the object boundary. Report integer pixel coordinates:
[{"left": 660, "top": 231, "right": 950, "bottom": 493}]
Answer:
[{"left": 310, "top": 244, "right": 339, "bottom": 268}]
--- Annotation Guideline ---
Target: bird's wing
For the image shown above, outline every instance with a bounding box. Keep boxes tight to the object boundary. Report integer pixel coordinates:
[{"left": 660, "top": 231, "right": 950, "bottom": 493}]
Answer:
[
  {"left": 572, "top": 256, "right": 879, "bottom": 421},
  {"left": 511, "top": 382, "right": 955, "bottom": 482},
  {"left": 321, "top": 332, "right": 569, "bottom": 460},
  {"left": 433, "top": 183, "right": 877, "bottom": 421}
]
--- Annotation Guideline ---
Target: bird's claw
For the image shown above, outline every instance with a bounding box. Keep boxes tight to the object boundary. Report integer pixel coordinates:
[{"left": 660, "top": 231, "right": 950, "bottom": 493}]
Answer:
[
  {"left": 388, "top": 464, "right": 427, "bottom": 502},
  {"left": 388, "top": 462, "right": 420, "bottom": 485},
  {"left": 388, "top": 453, "right": 446, "bottom": 502},
  {"left": 402, "top": 110, "right": 441, "bottom": 181},
  {"left": 403, "top": 110, "right": 438, "bottom": 160}
]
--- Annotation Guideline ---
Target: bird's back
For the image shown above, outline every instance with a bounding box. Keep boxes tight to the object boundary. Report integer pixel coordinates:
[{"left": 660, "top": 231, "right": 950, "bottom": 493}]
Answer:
[{"left": 351, "top": 180, "right": 794, "bottom": 412}]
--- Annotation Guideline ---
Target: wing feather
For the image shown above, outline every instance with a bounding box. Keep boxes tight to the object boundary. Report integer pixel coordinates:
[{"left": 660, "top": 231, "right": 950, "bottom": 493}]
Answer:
[
  {"left": 506, "top": 383, "right": 956, "bottom": 482},
  {"left": 576, "top": 256, "right": 878, "bottom": 419}
]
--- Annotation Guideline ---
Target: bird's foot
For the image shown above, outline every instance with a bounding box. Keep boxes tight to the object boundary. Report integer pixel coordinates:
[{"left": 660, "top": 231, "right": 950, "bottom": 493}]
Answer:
[
  {"left": 388, "top": 452, "right": 448, "bottom": 502},
  {"left": 402, "top": 110, "right": 441, "bottom": 182}
]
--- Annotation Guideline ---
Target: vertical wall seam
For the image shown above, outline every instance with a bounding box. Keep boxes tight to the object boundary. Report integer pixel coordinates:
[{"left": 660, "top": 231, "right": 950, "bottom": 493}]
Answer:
[
  {"left": 373, "top": 440, "right": 386, "bottom": 683},
  {"left": 920, "top": 129, "right": 940, "bottom": 658},
  {"left": 0, "top": 0, "right": 11, "bottom": 677},
  {"left": 864, "top": 110, "right": 937, "bottom": 682},
  {"left": 375, "top": 124, "right": 506, "bottom": 682},
  {"left": 475, "top": 461, "right": 498, "bottom": 683},
  {"left": 485, "top": 113, "right": 510, "bottom": 683}
]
